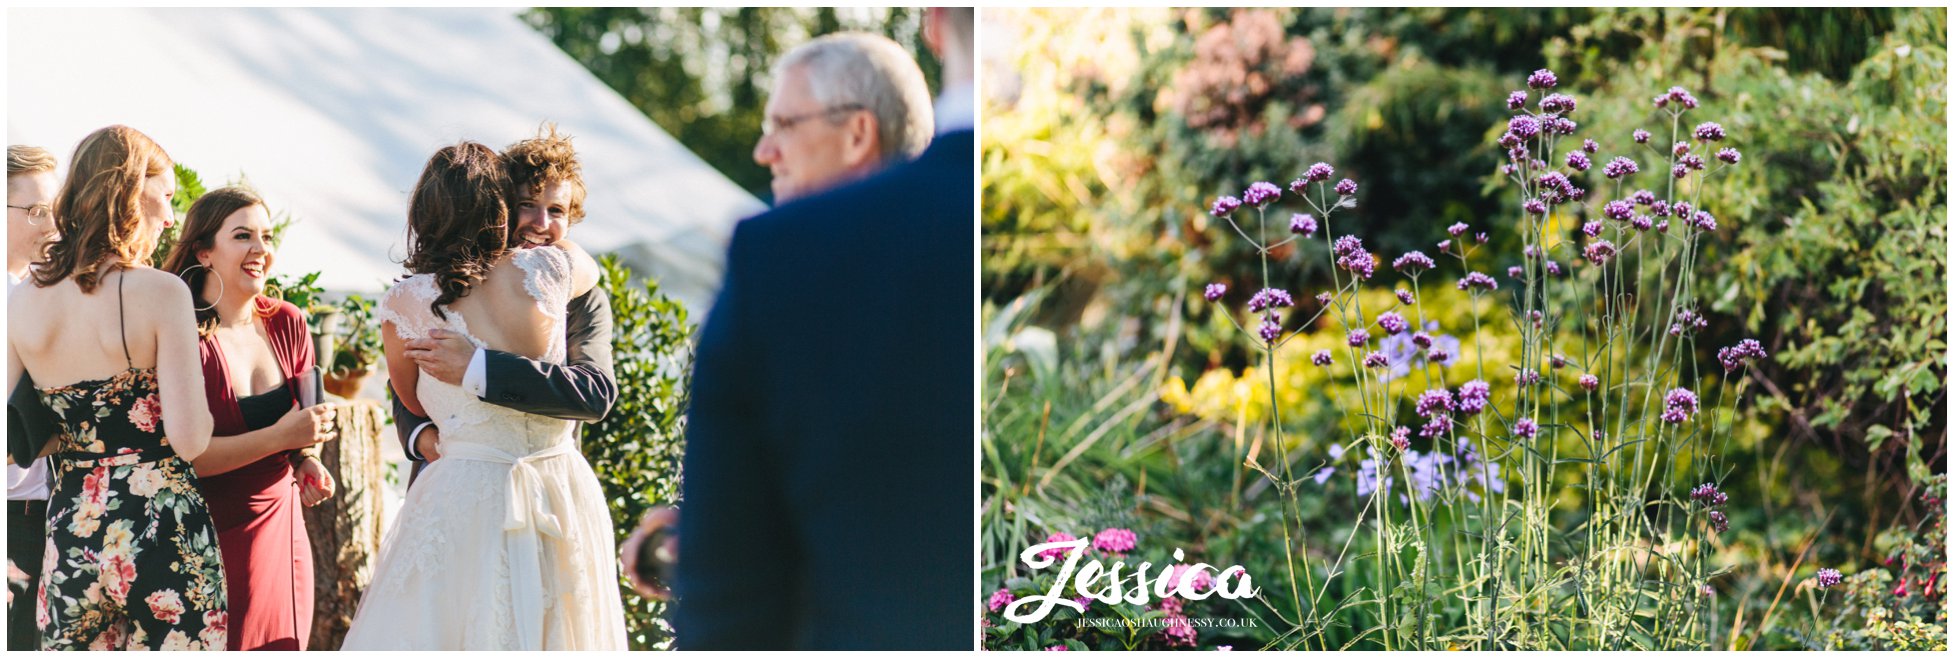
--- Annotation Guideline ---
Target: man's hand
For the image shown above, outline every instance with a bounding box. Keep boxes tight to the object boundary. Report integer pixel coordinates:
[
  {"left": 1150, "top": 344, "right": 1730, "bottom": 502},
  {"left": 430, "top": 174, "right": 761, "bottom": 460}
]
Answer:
[
  {"left": 415, "top": 425, "right": 443, "bottom": 462},
  {"left": 405, "top": 329, "right": 474, "bottom": 385},
  {"left": 620, "top": 506, "right": 679, "bottom": 600}
]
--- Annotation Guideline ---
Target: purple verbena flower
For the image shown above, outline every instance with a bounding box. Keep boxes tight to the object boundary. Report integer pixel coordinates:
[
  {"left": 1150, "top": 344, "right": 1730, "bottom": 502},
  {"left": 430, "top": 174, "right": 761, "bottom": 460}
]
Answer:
[
  {"left": 1211, "top": 195, "right": 1242, "bottom": 216},
  {"left": 1566, "top": 151, "right": 1591, "bottom": 172},
  {"left": 1693, "top": 121, "right": 1726, "bottom": 142},
  {"left": 1389, "top": 426, "right": 1411, "bottom": 451},
  {"left": 1416, "top": 388, "right": 1456, "bottom": 418},
  {"left": 1650, "top": 200, "right": 1671, "bottom": 217},
  {"left": 1523, "top": 199, "right": 1548, "bottom": 215},
  {"left": 1546, "top": 260, "right": 1564, "bottom": 276},
  {"left": 1258, "top": 318, "right": 1282, "bottom": 344},
  {"left": 1708, "top": 510, "right": 1729, "bottom": 533},
  {"left": 1507, "top": 265, "right": 1524, "bottom": 278},
  {"left": 1516, "top": 368, "right": 1541, "bottom": 386},
  {"left": 1583, "top": 239, "right": 1617, "bottom": 265},
  {"left": 1582, "top": 221, "right": 1604, "bottom": 238},
  {"left": 1203, "top": 283, "right": 1226, "bottom": 302},
  {"left": 1816, "top": 568, "right": 1844, "bottom": 589},
  {"left": 1579, "top": 374, "right": 1599, "bottom": 391},
  {"left": 1303, "top": 162, "right": 1335, "bottom": 184},
  {"left": 1717, "top": 338, "right": 1768, "bottom": 372},
  {"left": 1312, "top": 349, "right": 1333, "bottom": 366},
  {"left": 1335, "top": 178, "right": 1358, "bottom": 196},
  {"left": 1540, "top": 93, "right": 1577, "bottom": 114},
  {"left": 1656, "top": 219, "right": 1670, "bottom": 233},
  {"left": 1396, "top": 288, "right": 1415, "bottom": 305},
  {"left": 1549, "top": 116, "right": 1578, "bottom": 135},
  {"left": 1582, "top": 138, "right": 1599, "bottom": 154},
  {"left": 1527, "top": 68, "right": 1558, "bottom": 89},
  {"left": 1673, "top": 141, "right": 1692, "bottom": 157},
  {"left": 1447, "top": 222, "right": 1469, "bottom": 237},
  {"left": 1242, "top": 181, "right": 1282, "bottom": 207},
  {"left": 1602, "top": 156, "right": 1640, "bottom": 179},
  {"left": 1393, "top": 251, "right": 1435, "bottom": 273},
  {"left": 1475, "top": 232, "right": 1489, "bottom": 243},
  {"left": 1411, "top": 332, "right": 1433, "bottom": 349},
  {"left": 1513, "top": 417, "right": 1538, "bottom": 439},
  {"left": 1508, "top": 145, "right": 1530, "bottom": 162},
  {"left": 1247, "top": 287, "right": 1295, "bottom": 312},
  {"left": 1508, "top": 115, "right": 1542, "bottom": 140},
  {"left": 1458, "top": 380, "right": 1491, "bottom": 415},
  {"left": 1690, "top": 210, "right": 1717, "bottom": 232},
  {"left": 1631, "top": 189, "right": 1656, "bottom": 205},
  {"left": 1506, "top": 90, "right": 1528, "bottom": 110},
  {"left": 1347, "top": 328, "right": 1370, "bottom": 347},
  {"left": 1672, "top": 163, "right": 1690, "bottom": 179},
  {"left": 1315, "top": 291, "right": 1334, "bottom": 306},
  {"left": 1661, "top": 387, "right": 1699, "bottom": 424},
  {"left": 1603, "top": 199, "right": 1635, "bottom": 221},
  {"left": 1457, "top": 271, "right": 1498, "bottom": 292},
  {"left": 1716, "top": 147, "right": 1741, "bottom": 164},
  {"left": 1681, "top": 153, "right": 1707, "bottom": 171},
  {"left": 1289, "top": 213, "right": 1318, "bottom": 236},
  {"left": 1630, "top": 215, "right": 1653, "bottom": 231},
  {"left": 1633, "top": 128, "right": 1652, "bottom": 144},
  {"left": 1551, "top": 354, "right": 1567, "bottom": 369},
  {"left": 1333, "top": 235, "right": 1376, "bottom": 279},
  {"left": 1376, "top": 311, "right": 1409, "bottom": 335},
  {"left": 1363, "top": 351, "right": 1389, "bottom": 368}
]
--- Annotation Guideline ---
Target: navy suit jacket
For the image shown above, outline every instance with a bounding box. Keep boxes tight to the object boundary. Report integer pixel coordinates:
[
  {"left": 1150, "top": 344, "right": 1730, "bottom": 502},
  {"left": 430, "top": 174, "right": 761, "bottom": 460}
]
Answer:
[{"left": 673, "top": 130, "right": 974, "bottom": 650}]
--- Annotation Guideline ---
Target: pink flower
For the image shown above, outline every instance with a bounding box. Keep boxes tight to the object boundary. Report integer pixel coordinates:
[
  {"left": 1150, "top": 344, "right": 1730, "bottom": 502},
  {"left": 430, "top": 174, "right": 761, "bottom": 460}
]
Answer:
[
  {"left": 146, "top": 589, "right": 185, "bottom": 624},
  {"left": 1045, "top": 646, "right": 1070, "bottom": 651},
  {"left": 199, "top": 609, "right": 227, "bottom": 650},
  {"left": 1161, "top": 613, "right": 1198, "bottom": 647},
  {"left": 1037, "top": 532, "right": 1079, "bottom": 561},
  {"left": 1167, "top": 564, "right": 1216, "bottom": 594},
  {"left": 100, "top": 553, "right": 137, "bottom": 605},
  {"left": 987, "top": 588, "right": 1014, "bottom": 612},
  {"left": 1092, "top": 528, "right": 1137, "bottom": 555},
  {"left": 129, "top": 393, "right": 161, "bottom": 433}
]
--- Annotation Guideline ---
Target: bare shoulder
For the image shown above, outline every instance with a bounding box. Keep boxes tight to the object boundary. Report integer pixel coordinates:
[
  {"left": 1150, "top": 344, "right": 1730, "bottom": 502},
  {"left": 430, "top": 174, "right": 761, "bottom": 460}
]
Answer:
[
  {"left": 552, "top": 240, "right": 599, "bottom": 297},
  {"left": 121, "top": 267, "right": 193, "bottom": 303}
]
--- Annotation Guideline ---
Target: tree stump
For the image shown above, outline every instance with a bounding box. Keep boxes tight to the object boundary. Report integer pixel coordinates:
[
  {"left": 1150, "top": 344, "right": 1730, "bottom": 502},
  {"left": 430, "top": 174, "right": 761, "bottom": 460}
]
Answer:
[{"left": 302, "top": 399, "right": 387, "bottom": 650}]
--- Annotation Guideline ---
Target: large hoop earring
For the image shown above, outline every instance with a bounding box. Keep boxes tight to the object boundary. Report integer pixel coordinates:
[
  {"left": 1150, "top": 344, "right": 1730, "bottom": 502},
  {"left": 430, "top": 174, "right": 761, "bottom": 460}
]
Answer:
[{"left": 181, "top": 262, "right": 223, "bottom": 314}]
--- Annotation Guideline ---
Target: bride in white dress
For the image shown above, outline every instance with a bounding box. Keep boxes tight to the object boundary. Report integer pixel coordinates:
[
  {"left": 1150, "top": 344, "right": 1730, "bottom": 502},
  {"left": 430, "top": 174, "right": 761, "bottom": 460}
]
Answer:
[{"left": 342, "top": 143, "right": 626, "bottom": 650}]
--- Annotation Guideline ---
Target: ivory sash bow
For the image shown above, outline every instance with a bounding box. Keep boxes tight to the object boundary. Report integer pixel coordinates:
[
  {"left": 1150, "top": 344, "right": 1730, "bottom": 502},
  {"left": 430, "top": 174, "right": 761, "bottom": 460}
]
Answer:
[{"left": 441, "top": 439, "right": 579, "bottom": 650}]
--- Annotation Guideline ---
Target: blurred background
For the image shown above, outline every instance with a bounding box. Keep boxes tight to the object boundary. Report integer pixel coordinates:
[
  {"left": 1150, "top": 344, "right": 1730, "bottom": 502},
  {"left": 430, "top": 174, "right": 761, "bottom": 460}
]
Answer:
[{"left": 981, "top": 7, "right": 1945, "bottom": 650}]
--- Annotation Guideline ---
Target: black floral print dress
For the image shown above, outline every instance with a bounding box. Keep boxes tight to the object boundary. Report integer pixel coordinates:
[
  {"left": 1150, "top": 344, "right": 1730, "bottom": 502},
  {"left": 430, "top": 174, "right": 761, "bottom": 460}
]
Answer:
[{"left": 33, "top": 275, "right": 227, "bottom": 650}]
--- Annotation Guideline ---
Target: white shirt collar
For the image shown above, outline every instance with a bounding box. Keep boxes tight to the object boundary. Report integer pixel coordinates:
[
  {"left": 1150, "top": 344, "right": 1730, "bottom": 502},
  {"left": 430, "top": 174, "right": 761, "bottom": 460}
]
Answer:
[{"left": 933, "top": 82, "right": 976, "bottom": 135}]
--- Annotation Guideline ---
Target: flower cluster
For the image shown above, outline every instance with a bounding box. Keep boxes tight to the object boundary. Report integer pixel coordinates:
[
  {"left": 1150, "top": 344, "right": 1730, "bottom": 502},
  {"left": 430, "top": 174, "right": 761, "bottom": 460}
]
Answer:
[
  {"left": 1691, "top": 482, "right": 1731, "bottom": 533},
  {"left": 1375, "top": 322, "right": 1460, "bottom": 383},
  {"left": 1602, "top": 156, "right": 1640, "bottom": 179},
  {"left": 1816, "top": 568, "right": 1844, "bottom": 589},
  {"left": 1457, "top": 271, "right": 1498, "bottom": 292},
  {"left": 1661, "top": 387, "right": 1700, "bottom": 424},
  {"left": 1203, "top": 283, "right": 1226, "bottom": 302},
  {"left": 1392, "top": 251, "right": 1435, "bottom": 273},
  {"left": 1669, "top": 308, "right": 1708, "bottom": 336},
  {"left": 1376, "top": 311, "right": 1409, "bottom": 335},
  {"left": 1717, "top": 339, "right": 1768, "bottom": 372},
  {"left": 1653, "top": 85, "right": 1700, "bottom": 110},
  {"left": 1512, "top": 417, "right": 1538, "bottom": 439},
  {"left": 1299, "top": 162, "right": 1335, "bottom": 185},
  {"left": 1092, "top": 527, "right": 1137, "bottom": 555},
  {"left": 1247, "top": 287, "right": 1294, "bottom": 313},
  {"left": 1243, "top": 181, "right": 1282, "bottom": 207},
  {"left": 1333, "top": 235, "right": 1376, "bottom": 279},
  {"left": 1289, "top": 213, "right": 1318, "bottom": 236}
]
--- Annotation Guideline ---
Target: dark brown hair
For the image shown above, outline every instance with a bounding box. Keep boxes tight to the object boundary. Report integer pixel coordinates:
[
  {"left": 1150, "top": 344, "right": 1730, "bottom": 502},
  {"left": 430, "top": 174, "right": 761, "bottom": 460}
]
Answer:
[
  {"left": 161, "top": 186, "right": 268, "bottom": 336},
  {"left": 502, "top": 123, "right": 586, "bottom": 229},
  {"left": 404, "top": 141, "right": 510, "bottom": 318},
  {"left": 33, "top": 125, "right": 172, "bottom": 292}
]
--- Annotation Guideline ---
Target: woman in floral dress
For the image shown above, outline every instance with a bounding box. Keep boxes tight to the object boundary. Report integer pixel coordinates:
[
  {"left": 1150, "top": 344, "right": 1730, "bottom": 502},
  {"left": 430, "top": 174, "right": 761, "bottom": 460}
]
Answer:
[{"left": 5, "top": 125, "right": 227, "bottom": 650}]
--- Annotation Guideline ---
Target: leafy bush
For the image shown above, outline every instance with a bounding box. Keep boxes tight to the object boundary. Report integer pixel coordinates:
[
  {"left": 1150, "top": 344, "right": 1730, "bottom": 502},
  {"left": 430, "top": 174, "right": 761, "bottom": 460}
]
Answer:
[{"left": 580, "top": 255, "right": 694, "bottom": 650}]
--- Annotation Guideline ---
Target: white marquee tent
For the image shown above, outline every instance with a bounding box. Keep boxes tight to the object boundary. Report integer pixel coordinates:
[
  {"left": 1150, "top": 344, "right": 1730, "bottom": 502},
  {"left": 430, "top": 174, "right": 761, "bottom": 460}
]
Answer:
[{"left": 7, "top": 7, "right": 765, "bottom": 314}]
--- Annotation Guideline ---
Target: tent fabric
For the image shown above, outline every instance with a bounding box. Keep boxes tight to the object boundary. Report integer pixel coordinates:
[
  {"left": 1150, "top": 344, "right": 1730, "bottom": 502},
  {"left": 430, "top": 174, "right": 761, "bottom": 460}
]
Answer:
[{"left": 8, "top": 7, "right": 764, "bottom": 313}]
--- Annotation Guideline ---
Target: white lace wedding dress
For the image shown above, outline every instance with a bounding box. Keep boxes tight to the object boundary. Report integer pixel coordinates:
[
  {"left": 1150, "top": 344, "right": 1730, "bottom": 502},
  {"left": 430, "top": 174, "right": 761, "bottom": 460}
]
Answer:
[{"left": 343, "top": 247, "right": 626, "bottom": 650}]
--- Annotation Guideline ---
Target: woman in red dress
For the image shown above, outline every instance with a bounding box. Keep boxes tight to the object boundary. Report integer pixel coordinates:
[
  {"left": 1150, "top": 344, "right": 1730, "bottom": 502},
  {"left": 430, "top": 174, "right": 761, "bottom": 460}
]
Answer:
[{"left": 162, "top": 186, "right": 340, "bottom": 650}]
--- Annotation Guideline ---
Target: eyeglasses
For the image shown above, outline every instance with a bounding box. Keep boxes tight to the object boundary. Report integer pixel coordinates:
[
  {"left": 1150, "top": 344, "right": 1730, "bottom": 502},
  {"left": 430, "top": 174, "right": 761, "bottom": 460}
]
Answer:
[
  {"left": 760, "top": 103, "right": 866, "bottom": 136},
  {"left": 8, "top": 204, "right": 52, "bottom": 222}
]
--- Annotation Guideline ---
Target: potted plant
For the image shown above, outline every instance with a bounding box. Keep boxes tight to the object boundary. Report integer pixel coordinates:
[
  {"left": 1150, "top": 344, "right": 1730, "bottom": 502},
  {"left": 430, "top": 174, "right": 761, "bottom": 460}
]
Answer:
[{"left": 324, "top": 294, "right": 383, "bottom": 399}]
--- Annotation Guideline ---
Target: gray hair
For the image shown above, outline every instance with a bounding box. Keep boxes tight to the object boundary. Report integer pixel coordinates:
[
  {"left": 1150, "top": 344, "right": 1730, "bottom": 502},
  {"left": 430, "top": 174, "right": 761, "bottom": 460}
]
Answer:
[{"left": 775, "top": 32, "right": 934, "bottom": 162}]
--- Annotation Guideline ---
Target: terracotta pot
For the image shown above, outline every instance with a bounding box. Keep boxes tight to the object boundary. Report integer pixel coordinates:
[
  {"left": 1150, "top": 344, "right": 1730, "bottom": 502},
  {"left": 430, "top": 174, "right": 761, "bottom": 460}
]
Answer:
[{"left": 323, "top": 367, "right": 374, "bottom": 399}]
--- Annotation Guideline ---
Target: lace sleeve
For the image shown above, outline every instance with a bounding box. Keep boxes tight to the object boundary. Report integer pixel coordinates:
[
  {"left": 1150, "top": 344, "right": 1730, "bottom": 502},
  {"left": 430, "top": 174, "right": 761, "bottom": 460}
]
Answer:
[
  {"left": 510, "top": 246, "right": 572, "bottom": 322},
  {"left": 376, "top": 275, "right": 440, "bottom": 341}
]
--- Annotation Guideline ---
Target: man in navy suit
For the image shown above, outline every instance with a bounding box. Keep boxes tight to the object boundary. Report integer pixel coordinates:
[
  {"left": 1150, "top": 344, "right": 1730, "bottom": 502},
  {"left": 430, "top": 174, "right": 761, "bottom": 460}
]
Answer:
[{"left": 661, "top": 7, "right": 974, "bottom": 650}]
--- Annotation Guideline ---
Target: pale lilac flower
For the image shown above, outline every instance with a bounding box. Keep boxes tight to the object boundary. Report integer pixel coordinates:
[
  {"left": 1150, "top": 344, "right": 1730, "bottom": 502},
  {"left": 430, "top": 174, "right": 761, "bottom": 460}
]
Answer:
[
  {"left": 1661, "top": 387, "right": 1699, "bottom": 424},
  {"left": 1376, "top": 311, "right": 1409, "bottom": 335},
  {"left": 1527, "top": 68, "right": 1558, "bottom": 89},
  {"left": 1243, "top": 181, "right": 1282, "bottom": 207},
  {"left": 1395, "top": 288, "right": 1414, "bottom": 305},
  {"left": 1392, "top": 251, "right": 1435, "bottom": 273},
  {"left": 1289, "top": 213, "right": 1318, "bottom": 236},
  {"left": 1203, "top": 283, "right": 1226, "bottom": 302},
  {"left": 1579, "top": 374, "right": 1600, "bottom": 391},
  {"left": 1716, "top": 147, "right": 1741, "bottom": 164},
  {"left": 1311, "top": 350, "right": 1333, "bottom": 366},
  {"left": 1347, "top": 328, "right": 1370, "bottom": 347},
  {"left": 1211, "top": 195, "right": 1242, "bottom": 216},
  {"left": 1457, "top": 271, "right": 1498, "bottom": 292},
  {"left": 1669, "top": 308, "right": 1707, "bottom": 336},
  {"left": 1633, "top": 128, "right": 1652, "bottom": 144},
  {"left": 1092, "top": 528, "right": 1137, "bottom": 554},
  {"left": 1693, "top": 122, "right": 1725, "bottom": 142},
  {"left": 1513, "top": 417, "right": 1538, "bottom": 439},
  {"left": 1335, "top": 178, "right": 1358, "bottom": 196}
]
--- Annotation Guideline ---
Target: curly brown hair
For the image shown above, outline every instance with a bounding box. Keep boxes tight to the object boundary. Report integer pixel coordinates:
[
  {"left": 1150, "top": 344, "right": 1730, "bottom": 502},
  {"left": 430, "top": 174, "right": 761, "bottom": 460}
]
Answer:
[
  {"left": 502, "top": 123, "right": 586, "bottom": 228},
  {"left": 403, "top": 141, "right": 510, "bottom": 318},
  {"left": 32, "top": 125, "right": 173, "bottom": 292}
]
